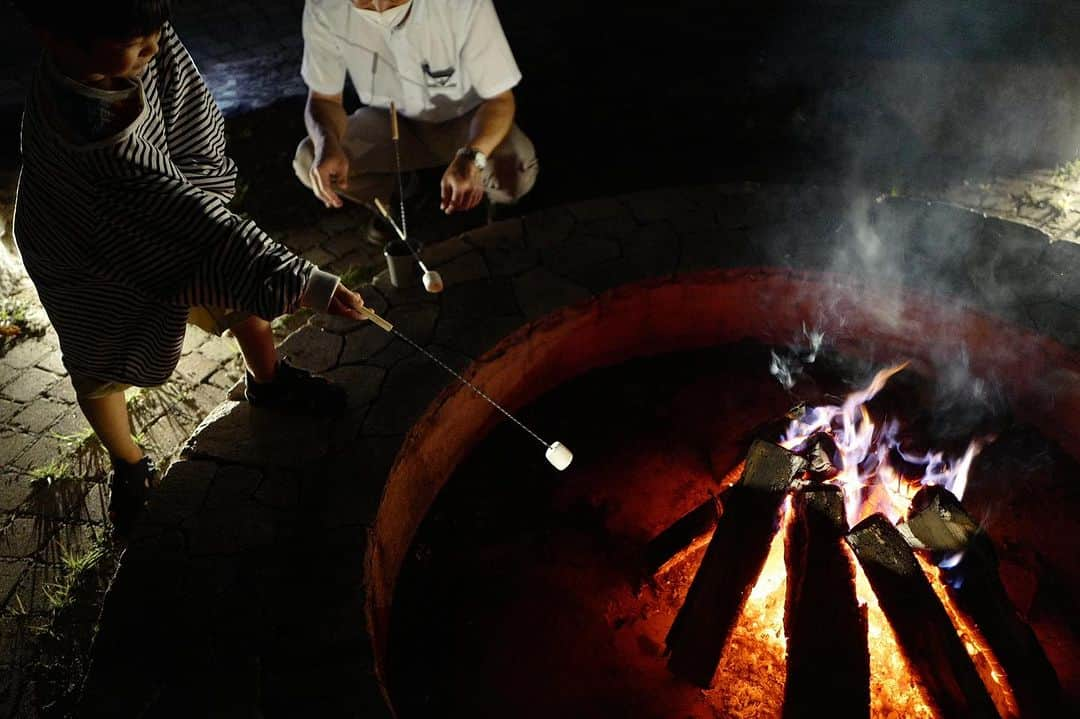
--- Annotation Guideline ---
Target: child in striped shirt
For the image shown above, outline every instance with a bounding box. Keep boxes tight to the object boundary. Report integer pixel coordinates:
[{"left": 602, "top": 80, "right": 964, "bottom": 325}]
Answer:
[{"left": 12, "top": 0, "right": 368, "bottom": 540}]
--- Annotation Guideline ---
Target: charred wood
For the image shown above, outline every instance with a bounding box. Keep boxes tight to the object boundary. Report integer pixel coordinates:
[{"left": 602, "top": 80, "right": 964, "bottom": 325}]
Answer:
[
  {"left": 643, "top": 496, "right": 719, "bottom": 578},
  {"left": 907, "top": 486, "right": 1062, "bottom": 718},
  {"left": 665, "top": 440, "right": 807, "bottom": 688},
  {"left": 643, "top": 462, "right": 746, "bottom": 582},
  {"left": 846, "top": 514, "right": 1001, "bottom": 719},
  {"left": 783, "top": 486, "right": 869, "bottom": 719},
  {"left": 805, "top": 431, "right": 840, "bottom": 481},
  {"left": 742, "top": 403, "right": 808, "bottom": 448},
  {"left": 906, "top": 484, "right": 980, "bottom": 552}
]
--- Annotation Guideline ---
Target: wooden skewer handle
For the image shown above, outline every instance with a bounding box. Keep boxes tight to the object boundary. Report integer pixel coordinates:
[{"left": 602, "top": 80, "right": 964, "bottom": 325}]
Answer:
[
  {"left": 358, "top": 305, "right": 395, "bottom": 333},
  {"left": 372, "top": 198, "right": 407, "bottom": 241},
  {"left": 389, "top": 102, "right": 399, "bottom": 141},
  {"left": 373, "top": 197, "right": 392, "bottom": 218}
]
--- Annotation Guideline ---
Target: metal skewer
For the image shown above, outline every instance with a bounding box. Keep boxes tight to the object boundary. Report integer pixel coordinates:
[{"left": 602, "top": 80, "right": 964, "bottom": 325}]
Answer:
[
  {"left": 355, "top": 304, "right": 573, "bottom": 470},
  {"left": 373, "top": 198, "right": 444, "bottom": 293},
  {"left": 384, "top": 104, "right": 443, "bottom": 293},
  {"left": 389, "top": 102, "right": 408, "bottom": 240}
]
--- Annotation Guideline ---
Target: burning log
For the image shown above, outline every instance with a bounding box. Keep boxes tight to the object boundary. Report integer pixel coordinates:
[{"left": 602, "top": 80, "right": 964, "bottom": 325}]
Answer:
[
  {"left": 804, "top": 431, "right": 839, "bottom": 481},
  {"left": 905, "top": 484, "right": 981, "bottom": 552},
  {"left": 646, "top": 410, "right": 805, "bottom": 581},
  {"left": 643, "top": 495, "right": 719, "bottom": 578},
  {"left": 846, "top": 514, "right": 1001, "bottom": 719},
  {"left": 906, "top": 486, "right": 1062, "bottom": 718},
  {"left": 665, "top": 440, "right": 807, "bottom": 687},
  {"left": 783, "top": 485, "right": 869, "bottom": 719},
  {"left": 643, "top": 461, "right": 745, "bottom": 580}
]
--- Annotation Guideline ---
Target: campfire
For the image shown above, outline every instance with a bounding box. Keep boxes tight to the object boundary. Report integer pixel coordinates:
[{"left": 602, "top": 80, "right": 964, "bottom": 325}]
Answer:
[
  {"left": 654, "top": 365, "right": 1061, "bottom": 719},
  {"left": 389, "top": 335, "right": 1077, "bottom": 719}
]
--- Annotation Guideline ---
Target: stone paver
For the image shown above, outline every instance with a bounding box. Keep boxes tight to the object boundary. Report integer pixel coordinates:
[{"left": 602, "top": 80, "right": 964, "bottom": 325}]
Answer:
[
  {"left": 2, "top": 368, "right": 60, "bottom": 404},
  {"left": 0, "top": 340, "right": 51, "bottom": 371},
  {"left": 9, "top": 400, "right": 67, "bottom": 435},
  {"left": 0, "top": 400, "right": 17, "bottom": 426},
  {"left": 276, "top": 326, "right": 344, "bottom": 375},
  {"left": 340, "top": 325, "right": 394, "bottom": 366},
  {"left": 0, "top": 433, "right": 33, "bottom": 476},
  {"left": 513, "top": 267, "right": 593, "bottom": 320},
  {"left": 934, "top": 166, "right": 1080, "bottom": 249}
]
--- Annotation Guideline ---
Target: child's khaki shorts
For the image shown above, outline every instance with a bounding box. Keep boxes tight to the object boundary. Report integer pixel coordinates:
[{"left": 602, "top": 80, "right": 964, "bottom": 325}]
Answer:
[{"left": 68, "top": 307, "right": 248, "bottom": 400}]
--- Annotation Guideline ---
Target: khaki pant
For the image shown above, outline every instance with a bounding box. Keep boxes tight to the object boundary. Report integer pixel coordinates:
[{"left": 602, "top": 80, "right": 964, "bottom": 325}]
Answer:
[
  {"left": 293, "top": 107, "right": 539, "bottom": 207},
  {"left": 69, "top": 306, "right": 247, "bottom": 399}
]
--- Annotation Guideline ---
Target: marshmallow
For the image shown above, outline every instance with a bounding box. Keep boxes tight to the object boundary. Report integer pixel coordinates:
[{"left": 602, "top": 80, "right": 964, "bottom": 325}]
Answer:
[
  {"left": 422, "top": 270, "right": 444, "bottom": 294},
  {"left": 545, "top": 441, "right": 573, "bottom": 471}
]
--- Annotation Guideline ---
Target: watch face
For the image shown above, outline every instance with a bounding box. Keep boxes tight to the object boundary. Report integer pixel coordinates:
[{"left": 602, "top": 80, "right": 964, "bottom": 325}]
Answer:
[{"left": 459, "top": 147, "right": 486, "bottom": 170}]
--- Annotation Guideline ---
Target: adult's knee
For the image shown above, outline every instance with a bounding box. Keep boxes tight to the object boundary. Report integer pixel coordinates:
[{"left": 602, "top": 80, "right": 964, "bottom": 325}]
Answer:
[
  {"left": 487, "top": 128, "right": 539, "bottom": 204},
  {"left": 293, "top": 137, "right": 315, "bottom": 188}
]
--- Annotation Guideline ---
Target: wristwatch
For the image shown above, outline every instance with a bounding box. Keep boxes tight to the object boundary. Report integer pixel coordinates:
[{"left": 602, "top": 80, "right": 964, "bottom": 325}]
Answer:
[{"left": 456, "top": 146, "right": 488, "bottom": 171}]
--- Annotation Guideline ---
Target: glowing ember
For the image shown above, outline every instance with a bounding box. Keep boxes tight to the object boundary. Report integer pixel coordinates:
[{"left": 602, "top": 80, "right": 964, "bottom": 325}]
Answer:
[
  {"left": 920, "top": 555, "right": 1021, "bottom": 719},
  {"left": 852, "top": 552, "right": 936, "bottom": 718},
  {"left": 705, "top": 505, "right": 790, "bottom": 717},
  {"left": 707, "top": 503, "right": 937, "bottom": 717},
  {"left": 780, "top": 362, "right": 985, "bottom": 527}
]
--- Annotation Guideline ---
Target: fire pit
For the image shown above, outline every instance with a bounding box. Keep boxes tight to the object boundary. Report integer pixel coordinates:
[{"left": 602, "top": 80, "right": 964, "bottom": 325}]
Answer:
[
  {"left": 355, "top": 185, "right": 1080, "bottom": 718},
  {"left": 387, "top": 340, "right": 1079, "bottom": 719}
]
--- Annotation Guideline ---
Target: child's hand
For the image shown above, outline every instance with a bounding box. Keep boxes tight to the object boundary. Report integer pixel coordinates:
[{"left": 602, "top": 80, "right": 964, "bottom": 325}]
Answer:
[{"left": 327, "top": 285, "right": 366, "bottom": 321}]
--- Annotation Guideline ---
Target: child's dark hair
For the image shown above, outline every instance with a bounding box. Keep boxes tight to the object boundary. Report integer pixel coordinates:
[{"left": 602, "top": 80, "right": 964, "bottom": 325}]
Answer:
[{"left": 12, "top": 0, "right": 171, "bottom": 41}]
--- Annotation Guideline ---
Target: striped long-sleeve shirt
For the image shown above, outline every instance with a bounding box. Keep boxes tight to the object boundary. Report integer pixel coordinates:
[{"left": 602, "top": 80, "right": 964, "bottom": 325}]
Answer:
[{"left": 13, "top": 24, "right": 337, "bottom": 387}]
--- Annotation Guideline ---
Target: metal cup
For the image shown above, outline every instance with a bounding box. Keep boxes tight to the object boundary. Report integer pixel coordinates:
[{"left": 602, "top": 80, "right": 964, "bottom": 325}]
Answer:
[{"left": 384, "top": 239, "right": 419, "bottom": 288}]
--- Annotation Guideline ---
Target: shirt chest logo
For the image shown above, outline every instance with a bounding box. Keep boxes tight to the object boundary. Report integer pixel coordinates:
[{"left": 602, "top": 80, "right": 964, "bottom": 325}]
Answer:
[{"left": 421, "top": 62, "right": 456, "bottom": 88}]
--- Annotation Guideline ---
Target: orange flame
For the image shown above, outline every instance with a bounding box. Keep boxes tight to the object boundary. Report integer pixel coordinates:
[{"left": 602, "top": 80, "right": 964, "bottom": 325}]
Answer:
[
  {"left": 699, "top": 364, "right": 1019, "bottom": 716},
  {"left": 710, "top": 501, "right": 1019, "bottom": 718},
  {"left": 781, "top": 363, "right": 984, "bottom": 527}
]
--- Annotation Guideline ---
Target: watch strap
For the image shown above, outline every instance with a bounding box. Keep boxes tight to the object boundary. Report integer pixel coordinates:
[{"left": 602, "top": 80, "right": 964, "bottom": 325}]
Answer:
[{"left": 456, "top": 146, "right": 487, "bottom": 170}]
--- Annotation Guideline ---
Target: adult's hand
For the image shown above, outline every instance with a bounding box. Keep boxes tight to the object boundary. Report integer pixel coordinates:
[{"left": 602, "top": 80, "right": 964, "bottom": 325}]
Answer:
[
  {"left": 440, "top": 154, "right": 484, "bottom": 214},
  {"left": 309, "top": 142, "right": 350, "bottom": 209}
]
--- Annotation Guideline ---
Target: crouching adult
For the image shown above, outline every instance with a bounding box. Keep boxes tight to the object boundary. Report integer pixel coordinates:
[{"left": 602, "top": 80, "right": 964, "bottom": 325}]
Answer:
[{"left": 294, "top": 0, "right": 539, "bottom": 238}]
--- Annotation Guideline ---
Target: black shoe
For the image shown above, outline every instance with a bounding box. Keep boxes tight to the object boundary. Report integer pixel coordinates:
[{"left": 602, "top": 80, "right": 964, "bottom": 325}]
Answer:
[
  {"left": 361, "top": 210, "right": 394, "bottom": 247},
  {"left": 244, "top": 358, "right": 347, "bottom": 416},
  {"left": 108, "top": 456, "right": 159, "bottom": 541}
]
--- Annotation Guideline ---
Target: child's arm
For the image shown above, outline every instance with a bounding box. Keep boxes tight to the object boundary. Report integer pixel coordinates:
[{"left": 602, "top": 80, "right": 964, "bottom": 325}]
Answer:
[
  {"left": 89, "top": 159, "right": 334, "bottom": 318},
  {"left": 155, "top": 24, "right": 238, "bottom": 202}
]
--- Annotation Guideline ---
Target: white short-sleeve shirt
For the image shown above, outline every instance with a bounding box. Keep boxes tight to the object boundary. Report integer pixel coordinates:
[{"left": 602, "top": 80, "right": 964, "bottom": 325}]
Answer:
[{"left": 301, "top": 0, "right": 522, "bottom": 123}]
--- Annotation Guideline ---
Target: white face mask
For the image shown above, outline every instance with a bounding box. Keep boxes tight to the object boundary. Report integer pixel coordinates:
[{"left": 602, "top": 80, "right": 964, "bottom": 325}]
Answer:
[{"left": 355, "top": 0, "right": 413, "bottom": 29}]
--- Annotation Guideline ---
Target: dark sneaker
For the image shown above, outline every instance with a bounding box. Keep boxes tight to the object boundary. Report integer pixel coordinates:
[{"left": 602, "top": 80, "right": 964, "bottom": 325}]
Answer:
[
  {"left": 108, "top": 456, "right": 159, "bottom": 541},
  {"left": 244, "top": 358, "right": 347, "bottom": 416},
  {"left": 361, "top": 207, "right": 395, "bottom": 246}
]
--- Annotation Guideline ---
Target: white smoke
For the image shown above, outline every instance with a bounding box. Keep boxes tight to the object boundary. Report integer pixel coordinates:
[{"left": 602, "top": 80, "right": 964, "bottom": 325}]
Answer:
[{"left": 769, "top": 323, "right": 827, "bottom": 390}]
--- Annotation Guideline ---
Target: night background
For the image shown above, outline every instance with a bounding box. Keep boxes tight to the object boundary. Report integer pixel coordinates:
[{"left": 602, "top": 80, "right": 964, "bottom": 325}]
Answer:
[{"left": 3, "top": 1, "right": 1079, "bottom": 217}]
